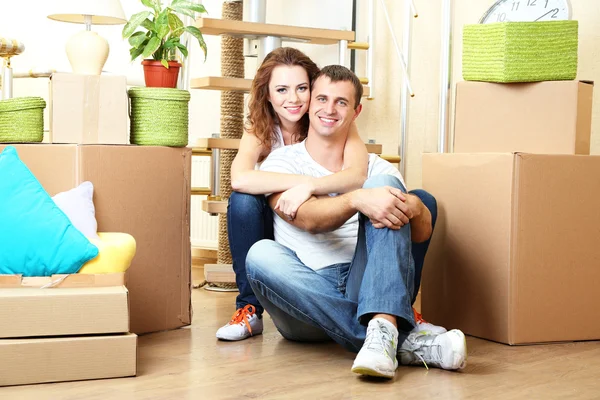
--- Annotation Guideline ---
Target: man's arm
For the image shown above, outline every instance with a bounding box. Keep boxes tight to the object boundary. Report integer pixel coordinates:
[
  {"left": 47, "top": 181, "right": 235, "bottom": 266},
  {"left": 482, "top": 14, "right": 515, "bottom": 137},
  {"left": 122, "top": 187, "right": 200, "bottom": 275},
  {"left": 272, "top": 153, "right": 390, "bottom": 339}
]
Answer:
[{"left": 269, "top": 186, "right": 413, "bottom": 234}]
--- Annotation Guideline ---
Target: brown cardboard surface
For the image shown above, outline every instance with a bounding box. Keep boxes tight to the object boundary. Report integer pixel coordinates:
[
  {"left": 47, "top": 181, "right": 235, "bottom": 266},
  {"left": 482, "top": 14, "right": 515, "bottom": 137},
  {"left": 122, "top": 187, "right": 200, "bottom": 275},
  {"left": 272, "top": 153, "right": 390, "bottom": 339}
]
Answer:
[
  {"left": 422, "top": 153, "right": 600, "bottom": 345},
  {"left": 453, "top": 81, "right": 594, "bottom": 155},
  {"left": 0, "top": 144, "right": 192, "bottom": 334},
  {"left": 0, "top": 286, "right": 129, "bottom": 338},
  {"left": 49, "top": 73, "right": 128, "bottom": 144},
  {"left": 0, "top": 333, "right": 137, "bottom": 386},
  {"left": 0, "top": 272, "right": 125, "bottom": 288}
]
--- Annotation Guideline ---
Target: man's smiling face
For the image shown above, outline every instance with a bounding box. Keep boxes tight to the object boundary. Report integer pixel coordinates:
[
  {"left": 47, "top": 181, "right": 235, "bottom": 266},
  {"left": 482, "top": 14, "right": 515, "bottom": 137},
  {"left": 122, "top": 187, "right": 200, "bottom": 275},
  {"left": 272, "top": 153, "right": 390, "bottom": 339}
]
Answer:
[{"left": 308, "top": 76, "right": 361, "bottom": 140}]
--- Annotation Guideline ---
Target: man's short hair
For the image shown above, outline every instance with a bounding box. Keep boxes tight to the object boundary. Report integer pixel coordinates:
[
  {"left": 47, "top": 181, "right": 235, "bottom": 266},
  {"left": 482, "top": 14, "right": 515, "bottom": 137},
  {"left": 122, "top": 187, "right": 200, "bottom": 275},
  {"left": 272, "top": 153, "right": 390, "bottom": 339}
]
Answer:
[{"left": 312, "top": 65, "right": 363, "bottom": 109}]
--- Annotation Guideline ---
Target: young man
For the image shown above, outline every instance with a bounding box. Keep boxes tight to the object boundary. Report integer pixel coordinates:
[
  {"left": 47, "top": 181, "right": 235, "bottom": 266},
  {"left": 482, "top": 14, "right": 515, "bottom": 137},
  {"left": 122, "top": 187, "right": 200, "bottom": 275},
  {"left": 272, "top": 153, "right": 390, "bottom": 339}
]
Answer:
[{"left": 246, "top": 65, "right": 467, "bottom": 379}]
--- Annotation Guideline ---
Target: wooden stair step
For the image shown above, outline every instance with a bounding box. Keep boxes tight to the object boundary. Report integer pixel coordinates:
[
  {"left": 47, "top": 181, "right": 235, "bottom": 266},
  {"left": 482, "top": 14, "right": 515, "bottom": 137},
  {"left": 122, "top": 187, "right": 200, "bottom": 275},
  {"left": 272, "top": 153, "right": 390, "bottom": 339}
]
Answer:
[
  {"left": 202, "top": 200, "right": 228, "bottom": 214},
  {"left": 190, "top": 76, "right": 371, "bottom": 97},
  {"left": 204, "top": 264, "right": 236, "bottom": 283},
  {"left": 195, "top": 18, "right": 354, "bottom": 45}
]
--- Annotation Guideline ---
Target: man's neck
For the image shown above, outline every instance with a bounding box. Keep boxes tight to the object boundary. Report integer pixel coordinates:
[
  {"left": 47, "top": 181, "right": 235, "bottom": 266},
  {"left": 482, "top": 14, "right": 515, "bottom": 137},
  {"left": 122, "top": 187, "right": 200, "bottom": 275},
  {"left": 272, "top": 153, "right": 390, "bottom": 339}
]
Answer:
[{"left": 304, "top": 129, "right": 345, "bottom": 173}]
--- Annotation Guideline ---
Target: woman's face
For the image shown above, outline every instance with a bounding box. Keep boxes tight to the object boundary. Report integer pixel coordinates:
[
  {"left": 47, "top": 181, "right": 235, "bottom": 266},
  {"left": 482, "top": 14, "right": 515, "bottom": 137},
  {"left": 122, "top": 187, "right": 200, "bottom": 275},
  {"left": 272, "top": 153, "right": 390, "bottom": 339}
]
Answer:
[{"left": 268, "top": 65, "right": 311, "bottom": 126}]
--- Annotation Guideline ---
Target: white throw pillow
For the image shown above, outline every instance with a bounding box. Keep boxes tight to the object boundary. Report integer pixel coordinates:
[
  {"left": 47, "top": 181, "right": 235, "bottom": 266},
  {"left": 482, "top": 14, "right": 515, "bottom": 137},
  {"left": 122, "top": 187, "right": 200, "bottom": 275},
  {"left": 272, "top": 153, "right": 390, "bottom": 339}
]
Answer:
[{"left": 52, "top": 181, "right": 100, "bottom": 240}]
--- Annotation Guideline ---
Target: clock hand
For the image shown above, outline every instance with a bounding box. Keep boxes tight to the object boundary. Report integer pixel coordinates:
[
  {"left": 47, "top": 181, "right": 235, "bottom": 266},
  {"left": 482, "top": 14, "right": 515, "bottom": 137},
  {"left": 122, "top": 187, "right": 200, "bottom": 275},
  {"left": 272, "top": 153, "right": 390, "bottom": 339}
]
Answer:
[{"left": 535, "top": 8, "right": 558, "bottom": 21}]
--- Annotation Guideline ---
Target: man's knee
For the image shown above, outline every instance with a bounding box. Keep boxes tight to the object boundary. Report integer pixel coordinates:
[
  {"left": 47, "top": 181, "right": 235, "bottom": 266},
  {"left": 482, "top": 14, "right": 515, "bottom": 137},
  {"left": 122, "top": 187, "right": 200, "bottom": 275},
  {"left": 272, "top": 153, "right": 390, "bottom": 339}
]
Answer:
[
  {"left": 246, "top": 239, "right": 276, "bottom": 278},
  {"left": 363, "top": 174, "right": 406, "bottom": 192}
]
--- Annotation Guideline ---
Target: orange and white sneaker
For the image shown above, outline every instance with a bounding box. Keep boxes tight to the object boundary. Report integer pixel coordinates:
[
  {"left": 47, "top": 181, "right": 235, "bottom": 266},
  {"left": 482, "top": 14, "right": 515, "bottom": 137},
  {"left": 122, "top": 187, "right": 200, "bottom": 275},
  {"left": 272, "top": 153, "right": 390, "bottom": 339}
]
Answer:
[
  {"left": 412, "top": 308, "right": 447, "bottom": 335},
  {"left": 216, "top": 305, "right": 263, "bottom": 341}
]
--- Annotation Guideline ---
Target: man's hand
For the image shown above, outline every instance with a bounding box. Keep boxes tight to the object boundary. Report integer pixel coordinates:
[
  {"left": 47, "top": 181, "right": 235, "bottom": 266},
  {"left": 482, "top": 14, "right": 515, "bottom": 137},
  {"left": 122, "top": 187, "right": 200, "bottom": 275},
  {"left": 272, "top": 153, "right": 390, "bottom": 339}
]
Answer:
[
  {"left": 274, "top": 182, "right": 316, "bottom": 220},
  {"left": 370, "top": 193, "right": 421, "bottom": 229},
  {"left": 351, "top": 186, "right": 413, "bottom": 230}
]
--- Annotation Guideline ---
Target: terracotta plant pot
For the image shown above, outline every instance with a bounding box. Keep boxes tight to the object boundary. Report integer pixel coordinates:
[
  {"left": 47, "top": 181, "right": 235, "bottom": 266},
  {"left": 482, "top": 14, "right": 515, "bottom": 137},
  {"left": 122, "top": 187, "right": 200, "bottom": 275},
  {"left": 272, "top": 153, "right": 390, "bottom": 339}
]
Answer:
[{"left": 141, "top": 60, "right": 181, "bottom": 88}]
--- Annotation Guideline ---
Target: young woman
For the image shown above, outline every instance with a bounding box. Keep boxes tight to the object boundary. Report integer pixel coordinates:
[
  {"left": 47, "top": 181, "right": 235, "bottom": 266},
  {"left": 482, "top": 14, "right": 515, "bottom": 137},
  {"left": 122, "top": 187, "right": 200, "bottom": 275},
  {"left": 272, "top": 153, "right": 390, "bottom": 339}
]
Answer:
[{"left": 216, "top": 47, "right": 370, "bottom": 341}]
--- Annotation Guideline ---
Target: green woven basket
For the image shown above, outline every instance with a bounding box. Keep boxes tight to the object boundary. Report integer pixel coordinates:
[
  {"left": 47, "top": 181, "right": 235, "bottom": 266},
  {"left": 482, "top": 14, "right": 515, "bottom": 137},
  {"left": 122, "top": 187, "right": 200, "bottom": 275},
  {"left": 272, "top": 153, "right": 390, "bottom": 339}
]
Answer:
[
  {"left": 128, "top": 87, "right": 191, "bottom": 147},
  {"left": 462, "top": 20, "right": 578, "bottom": 83},
  {"left": 0, "top": 97, "right": 46, "bottom": 143}
]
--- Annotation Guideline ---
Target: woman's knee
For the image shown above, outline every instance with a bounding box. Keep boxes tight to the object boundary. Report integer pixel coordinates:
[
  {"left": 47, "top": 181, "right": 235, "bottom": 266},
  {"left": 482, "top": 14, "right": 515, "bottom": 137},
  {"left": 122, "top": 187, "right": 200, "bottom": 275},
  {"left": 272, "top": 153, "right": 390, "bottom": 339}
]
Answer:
[{"left": 228, "top": 192, "right": 265, "bottom": 219}]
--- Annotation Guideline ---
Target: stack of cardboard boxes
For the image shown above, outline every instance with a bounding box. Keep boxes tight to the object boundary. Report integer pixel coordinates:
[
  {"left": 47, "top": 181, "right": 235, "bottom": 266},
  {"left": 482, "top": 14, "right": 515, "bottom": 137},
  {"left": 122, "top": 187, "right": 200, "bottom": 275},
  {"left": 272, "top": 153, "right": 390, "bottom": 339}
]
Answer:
[
  {"left": 0, "top": 73, "right": 193, "bottom": 385},
  {"left": 0, "top": 274, "right": 136, "bottom": 386},
  {"left": 421, "top": 50, "right": 600, "bottom": 344}
]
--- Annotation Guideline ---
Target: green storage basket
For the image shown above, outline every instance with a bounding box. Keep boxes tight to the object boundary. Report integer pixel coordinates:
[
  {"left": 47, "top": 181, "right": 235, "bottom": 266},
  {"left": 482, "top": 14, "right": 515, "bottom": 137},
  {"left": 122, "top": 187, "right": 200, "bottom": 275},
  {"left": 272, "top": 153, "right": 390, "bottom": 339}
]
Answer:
[
  {"left": 0, "top": 96, "right": 46, "bottom": 143},
  {"left": 462, "top": 20, "right": 578, "bottom": 83},
  {"left": 128, "top": 87, "right": 191, "bottom": 147}
]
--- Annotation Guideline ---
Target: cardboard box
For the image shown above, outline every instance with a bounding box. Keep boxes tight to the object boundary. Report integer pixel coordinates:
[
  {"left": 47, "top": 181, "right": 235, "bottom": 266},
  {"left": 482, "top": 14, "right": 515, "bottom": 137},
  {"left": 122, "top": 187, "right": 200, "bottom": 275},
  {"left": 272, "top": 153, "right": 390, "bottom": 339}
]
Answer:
[
  {"left": 421, "top": 153, "right": 600, "bottom": 345},
  {"left": 0, "top": 272, "right": 126, "bottom": 288},
  {"left": 0, "top": 333, "right": 137, "bottom": 386},
  {"left": 0, "top": 286, "right": 129, "bottom": 339},
  {"left": 49, "top": 73, "right": 128, "bottom": 144},
  {"left": 0, "top": 144, "right": 192, "bottom": 334},
  {"left": 453, "top": 80, "right": 593, "bottom": 155}
]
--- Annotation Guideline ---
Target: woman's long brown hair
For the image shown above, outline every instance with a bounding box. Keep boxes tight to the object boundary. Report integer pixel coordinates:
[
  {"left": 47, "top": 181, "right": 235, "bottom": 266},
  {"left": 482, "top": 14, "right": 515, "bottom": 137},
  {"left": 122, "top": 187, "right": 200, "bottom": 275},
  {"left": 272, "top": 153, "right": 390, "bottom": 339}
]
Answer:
[{"left": 245, "top": 47, "right": 320, "bottom": 152}]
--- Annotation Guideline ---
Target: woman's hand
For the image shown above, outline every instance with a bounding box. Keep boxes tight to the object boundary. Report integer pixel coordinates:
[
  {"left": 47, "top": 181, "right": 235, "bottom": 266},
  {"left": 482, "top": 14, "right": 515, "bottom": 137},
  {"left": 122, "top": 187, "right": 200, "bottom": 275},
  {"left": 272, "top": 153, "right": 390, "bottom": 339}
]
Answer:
[{"left": 275, "top": 182, "right": 316, "bottom": 220}]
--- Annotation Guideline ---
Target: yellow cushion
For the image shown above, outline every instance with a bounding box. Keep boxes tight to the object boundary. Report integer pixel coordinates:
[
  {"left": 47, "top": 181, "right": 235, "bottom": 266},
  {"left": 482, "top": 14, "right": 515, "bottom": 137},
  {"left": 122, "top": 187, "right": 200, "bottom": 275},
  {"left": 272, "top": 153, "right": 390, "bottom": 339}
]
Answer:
[{"left": 78, "top": 232, "right": 136, "bottom": 274}]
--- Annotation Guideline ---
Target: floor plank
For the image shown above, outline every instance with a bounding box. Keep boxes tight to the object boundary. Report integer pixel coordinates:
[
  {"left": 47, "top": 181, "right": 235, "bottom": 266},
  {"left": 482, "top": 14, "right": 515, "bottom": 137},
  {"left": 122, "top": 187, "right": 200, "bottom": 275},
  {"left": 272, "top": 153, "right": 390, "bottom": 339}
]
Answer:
[{"left": 2, "top": 288, "right": 600, "bottom": 399}]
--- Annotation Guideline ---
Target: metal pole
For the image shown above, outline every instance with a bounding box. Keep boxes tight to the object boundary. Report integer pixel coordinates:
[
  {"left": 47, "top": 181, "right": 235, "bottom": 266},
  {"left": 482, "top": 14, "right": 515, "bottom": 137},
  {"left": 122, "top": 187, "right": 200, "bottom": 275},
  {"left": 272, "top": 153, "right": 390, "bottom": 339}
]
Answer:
[
  {"left": 258, "top": 36, "right": 282, "bottom": 64},
  {"left": 366, "top": 0, "right": 375, "bottom": 100},
  {"left": 248, "top": 0, "right": 266, "bottom": 21},
  {"left": 248, "top": 0, "right": 281, "bottom": 64},
  {"left": 438, "top": 0, "right": 453, "bottom": 153},
  {"left": 210, "top": 133, "right": 221, "bottom": 200},
  {"left": 399, "top": 0, "right": 412, "bottom": 177}
]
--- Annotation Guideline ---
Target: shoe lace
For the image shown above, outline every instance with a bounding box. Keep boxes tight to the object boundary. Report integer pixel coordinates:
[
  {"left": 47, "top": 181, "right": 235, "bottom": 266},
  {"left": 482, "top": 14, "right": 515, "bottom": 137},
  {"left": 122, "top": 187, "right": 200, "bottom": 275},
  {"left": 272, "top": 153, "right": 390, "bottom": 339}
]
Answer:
[
  {"left": 364, "top": 321, "right": 394, "bottom": 357},
  {"left": 228, "top": 304, "right": 257, "bottom": 335},
  {"left": 405, "top": 333, "right": 445, "bottom": 370}
]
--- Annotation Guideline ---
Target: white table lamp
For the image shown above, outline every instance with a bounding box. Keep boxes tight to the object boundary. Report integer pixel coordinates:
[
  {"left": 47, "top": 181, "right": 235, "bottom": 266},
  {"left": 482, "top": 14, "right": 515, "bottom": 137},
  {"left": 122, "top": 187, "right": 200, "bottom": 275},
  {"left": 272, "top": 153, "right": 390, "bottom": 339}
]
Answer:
[{"left": 48, "top": 0, "right": 127, "bottom": 75}]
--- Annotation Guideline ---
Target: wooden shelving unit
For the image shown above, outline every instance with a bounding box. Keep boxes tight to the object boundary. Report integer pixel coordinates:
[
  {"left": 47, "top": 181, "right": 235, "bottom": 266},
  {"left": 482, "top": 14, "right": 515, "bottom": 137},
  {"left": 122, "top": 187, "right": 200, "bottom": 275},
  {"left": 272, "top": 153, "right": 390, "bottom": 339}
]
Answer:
[{"left": 195, "top": 18, "right": 355, "bottom": 45}]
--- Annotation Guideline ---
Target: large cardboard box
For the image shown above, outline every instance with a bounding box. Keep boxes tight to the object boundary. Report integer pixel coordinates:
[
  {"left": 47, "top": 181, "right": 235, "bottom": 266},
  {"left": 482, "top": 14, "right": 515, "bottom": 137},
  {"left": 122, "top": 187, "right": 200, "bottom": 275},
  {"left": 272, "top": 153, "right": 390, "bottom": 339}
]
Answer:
[
  {"left": 49, "top": 73, "right": 128, "bottom": 144},
  {"left": 0, "top": 285, "right": 129, "bottom": 338},
  {"left": 0, "top": 144, "right": 192, "bottom": 334},
  {"left": 453, "top": 81, "right": 593, "bottom": 155},
  {"left": 0, "top": 333, "right": 137, "bottom": 386},
  {"left": 421, "top": 153, "right": 600, "bottom": 345}
]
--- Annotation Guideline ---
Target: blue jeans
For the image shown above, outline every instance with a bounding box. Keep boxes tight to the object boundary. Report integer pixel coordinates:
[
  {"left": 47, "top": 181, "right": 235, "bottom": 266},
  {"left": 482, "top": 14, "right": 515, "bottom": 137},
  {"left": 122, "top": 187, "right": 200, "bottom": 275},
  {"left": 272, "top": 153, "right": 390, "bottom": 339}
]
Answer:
[
  {"left": 227, "top": 191, "right": 273, "bottom": 317},
  {"left": 246, "top": 175, "right": 428, "bottom": 353}
]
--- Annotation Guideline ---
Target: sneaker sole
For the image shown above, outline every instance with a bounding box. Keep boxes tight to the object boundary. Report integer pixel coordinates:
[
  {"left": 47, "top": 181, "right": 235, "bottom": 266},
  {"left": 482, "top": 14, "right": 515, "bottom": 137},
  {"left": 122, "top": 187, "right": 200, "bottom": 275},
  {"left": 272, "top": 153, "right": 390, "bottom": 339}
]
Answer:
[
  {"left": 351, "top": 365, "right": 395, "bottom": 379},
  {"left": 216, "top": 330, "right": 263, "bottom": 341}
]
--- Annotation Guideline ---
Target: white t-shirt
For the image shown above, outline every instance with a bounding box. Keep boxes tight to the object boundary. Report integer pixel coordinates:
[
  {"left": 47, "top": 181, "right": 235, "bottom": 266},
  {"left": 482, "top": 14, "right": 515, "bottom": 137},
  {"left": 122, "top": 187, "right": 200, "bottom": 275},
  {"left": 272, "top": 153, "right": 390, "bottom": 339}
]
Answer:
[{"left": 259, "top": 140, "right": 407, "bottom": 271}]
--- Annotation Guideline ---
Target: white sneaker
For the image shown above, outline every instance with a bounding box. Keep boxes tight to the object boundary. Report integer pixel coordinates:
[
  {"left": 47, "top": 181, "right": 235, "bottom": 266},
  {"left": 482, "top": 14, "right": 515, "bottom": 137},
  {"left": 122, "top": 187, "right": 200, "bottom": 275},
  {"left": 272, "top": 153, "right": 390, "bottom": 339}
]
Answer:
[
  {"left": 351, "top": 318, "right": 399, "bottom": 379},
  {"left": 398, "top": 329, "right": 467, "bottom": 370},
  {"left": 216, "top": 305, "right": 263, "bottom": 341},
  {"left": 412, "top": 307, "right": 447, "bottom": 335}
]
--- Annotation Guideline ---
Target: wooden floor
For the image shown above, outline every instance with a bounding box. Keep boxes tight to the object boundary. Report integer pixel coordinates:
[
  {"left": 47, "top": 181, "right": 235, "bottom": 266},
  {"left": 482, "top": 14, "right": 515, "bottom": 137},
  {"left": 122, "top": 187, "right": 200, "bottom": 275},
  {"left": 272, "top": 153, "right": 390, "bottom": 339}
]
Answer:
[{"left": 3, "top": 285, "right": 600, "bottom": 399}]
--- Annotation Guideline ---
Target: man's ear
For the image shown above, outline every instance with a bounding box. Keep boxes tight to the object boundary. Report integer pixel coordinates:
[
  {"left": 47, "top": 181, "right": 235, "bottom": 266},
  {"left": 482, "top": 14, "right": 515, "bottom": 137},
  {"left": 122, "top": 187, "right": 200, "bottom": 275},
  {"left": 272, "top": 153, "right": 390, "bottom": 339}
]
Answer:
[{"left": 353, "top": 104, "right": 363, "bottom": 120}]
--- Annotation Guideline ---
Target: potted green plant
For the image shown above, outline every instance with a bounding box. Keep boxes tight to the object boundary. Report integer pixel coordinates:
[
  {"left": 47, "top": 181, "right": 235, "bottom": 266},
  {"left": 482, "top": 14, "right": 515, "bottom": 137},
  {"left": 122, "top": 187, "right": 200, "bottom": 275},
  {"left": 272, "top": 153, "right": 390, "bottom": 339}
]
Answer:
[{"left": 122, "top": 0, "right": 208, "bottom": 88}]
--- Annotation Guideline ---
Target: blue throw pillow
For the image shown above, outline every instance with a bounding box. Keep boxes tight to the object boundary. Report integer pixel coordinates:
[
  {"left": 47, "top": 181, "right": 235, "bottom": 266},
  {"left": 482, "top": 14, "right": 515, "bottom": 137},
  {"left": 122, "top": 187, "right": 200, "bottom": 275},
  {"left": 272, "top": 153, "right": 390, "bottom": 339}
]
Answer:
[{"left": 0, "top": 146, "right": 99, "bottom": 276}]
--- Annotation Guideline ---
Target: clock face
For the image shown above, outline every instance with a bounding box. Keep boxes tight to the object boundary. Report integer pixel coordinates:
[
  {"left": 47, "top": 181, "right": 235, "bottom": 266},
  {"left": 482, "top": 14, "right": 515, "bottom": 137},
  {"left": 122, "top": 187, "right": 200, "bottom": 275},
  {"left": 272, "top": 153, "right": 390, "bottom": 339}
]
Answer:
[{"left": 480, "top": 0, "right": 571, "bottom": 23}]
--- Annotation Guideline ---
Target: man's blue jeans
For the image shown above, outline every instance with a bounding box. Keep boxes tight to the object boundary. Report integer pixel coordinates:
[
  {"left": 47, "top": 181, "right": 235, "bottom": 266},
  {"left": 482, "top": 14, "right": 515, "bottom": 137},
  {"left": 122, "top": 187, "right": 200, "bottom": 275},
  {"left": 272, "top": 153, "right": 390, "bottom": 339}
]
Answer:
[{"left": 245, "top": 175, "right": 429, "bottom": 352}]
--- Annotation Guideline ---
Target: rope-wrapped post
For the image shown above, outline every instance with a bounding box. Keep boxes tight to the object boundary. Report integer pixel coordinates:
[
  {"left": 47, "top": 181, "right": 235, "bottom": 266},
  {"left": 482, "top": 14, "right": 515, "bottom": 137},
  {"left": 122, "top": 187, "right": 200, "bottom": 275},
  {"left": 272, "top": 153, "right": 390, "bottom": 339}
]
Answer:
[{"left": 218, "top": 0, "right": 244, "bottom": 266}]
